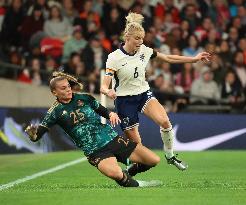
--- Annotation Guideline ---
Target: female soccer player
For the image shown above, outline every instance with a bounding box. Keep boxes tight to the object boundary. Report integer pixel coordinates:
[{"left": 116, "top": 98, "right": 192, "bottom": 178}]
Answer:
[
  {"left": 101, "top": 12, "right": 211, "bottom": 170},
  {"left": 25, "top": 74, "right": 161, "bottom": 187}
]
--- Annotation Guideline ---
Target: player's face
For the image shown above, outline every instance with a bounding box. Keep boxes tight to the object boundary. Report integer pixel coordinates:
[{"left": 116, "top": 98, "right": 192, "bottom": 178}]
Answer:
[
  {"left": 53, "top": 79, "right": 73, "bottom": 102},
  {"left": 127, "top": 34, "right": 144, "bottom": 52}
]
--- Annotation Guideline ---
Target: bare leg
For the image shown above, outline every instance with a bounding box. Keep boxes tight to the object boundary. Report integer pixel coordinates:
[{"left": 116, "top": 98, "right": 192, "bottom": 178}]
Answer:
[
  {"left": 126, "top": 144, "right": 160, "bottom": 176},
  {"left": 143, "top": 99, "right": 188, "bottom": 170},
  {"left": 97, "top": 157, "right": 123, "bottom": 180},
  {"left": 97, "top": 157, "right": 139, "bottom": 187},
  {"left": 143, "top": 99, "right": 174, "bottom": 158},
  {"left": 129, "top": 144, "right": 160, "bottom": 166},
  {"left": 124, "top": 126, "right": 142, "bottom": 143}
]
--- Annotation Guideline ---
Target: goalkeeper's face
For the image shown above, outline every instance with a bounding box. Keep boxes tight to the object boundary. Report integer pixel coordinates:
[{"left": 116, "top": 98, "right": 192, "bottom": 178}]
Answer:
[{"left": 52, "top": 79, "right": 73, "bottom": 102}]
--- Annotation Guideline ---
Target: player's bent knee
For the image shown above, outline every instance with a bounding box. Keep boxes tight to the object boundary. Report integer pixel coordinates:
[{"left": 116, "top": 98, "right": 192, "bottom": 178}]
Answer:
[
  {"left": 153, "top": 155, "right": 161, "bottom": 165},
  {"left": 149, "top": 155, "right": 160, "bottom": 166}
]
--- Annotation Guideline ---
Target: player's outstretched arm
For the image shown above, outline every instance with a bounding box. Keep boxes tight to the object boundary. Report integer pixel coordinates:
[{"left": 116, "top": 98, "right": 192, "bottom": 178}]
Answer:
[
  {"left": 100, "top": 70, "right": 117, "bottom": 100},
  {"left": 156, "top": 51, "right": 211, "bottom": 64},
  {"left": 94, "top": 103, "right": 121, "bottom": 127},
  {"left": 25, "top": 124, "right": 48, "bottom": 142}
]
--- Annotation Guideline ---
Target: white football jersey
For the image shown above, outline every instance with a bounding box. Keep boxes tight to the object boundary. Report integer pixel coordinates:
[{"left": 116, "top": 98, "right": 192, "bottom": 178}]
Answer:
[{"left": 106, "top": 44, "right": 154, "bottom": 96}]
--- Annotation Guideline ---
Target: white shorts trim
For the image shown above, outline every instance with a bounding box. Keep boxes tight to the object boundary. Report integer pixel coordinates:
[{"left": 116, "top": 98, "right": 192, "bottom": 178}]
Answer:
[
  {"left": 123, "top": 123, "right": 139, "bottom": 131},
  {"left": 141, "top": 97, "right": 156, "bottom": 113}
]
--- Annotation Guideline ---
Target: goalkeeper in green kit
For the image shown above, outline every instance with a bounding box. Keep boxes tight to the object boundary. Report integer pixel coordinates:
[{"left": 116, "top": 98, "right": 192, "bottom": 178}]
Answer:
[{"left": 25, "top": 72, "right": 161, "bottom": 187}]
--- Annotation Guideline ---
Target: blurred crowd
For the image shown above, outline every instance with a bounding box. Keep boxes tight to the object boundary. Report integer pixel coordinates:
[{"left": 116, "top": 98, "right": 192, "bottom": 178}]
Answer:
[{"left": 0, "top": 0, "right": 245, "bottom": 112}]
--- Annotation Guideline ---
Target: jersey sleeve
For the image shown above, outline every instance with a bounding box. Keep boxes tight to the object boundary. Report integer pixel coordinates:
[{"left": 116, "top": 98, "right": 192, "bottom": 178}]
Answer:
[
  {"left": 106, "top": 53, "right": 118, "bottom": 71},
  {"left": 87, "top": 94, "right": 100, "bottom": 110},
  {"left": 40, "top": 109, "right": 57, "bottom": 129},
  {"left": 142, "top": 44, "right": 155, "bottom": 59},
  {"left": 87, "top": 95, "right": 110, "bottom": 118}
]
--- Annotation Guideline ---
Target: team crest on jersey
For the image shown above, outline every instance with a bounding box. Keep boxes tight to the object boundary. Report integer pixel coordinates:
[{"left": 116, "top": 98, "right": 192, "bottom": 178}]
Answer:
[
  {"left": 61, "top": 110, "right": 68, "bottom": 116},
  {"left": 140, "top": 53, "right": 145, "bottom": 62},
  {"left": 147, "top": 91, "right": 153, "bottom": 98},
  {"left": 123, "top": 117, "right": 130, "bottom": 126},
  {"left": 77, "top": 100, "right": 84, "bottom": 106}
]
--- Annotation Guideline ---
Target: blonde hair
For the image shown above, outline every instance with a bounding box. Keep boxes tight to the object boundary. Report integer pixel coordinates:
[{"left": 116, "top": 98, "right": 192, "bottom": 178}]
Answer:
[
  {"left": 123, "top": 12, "right": 145, "bottom": 40},
  {"left": 49, "top": 76, "right": 67, "bottom": 91},
  {"left": 51, "top": 72, "right": 83, "bottom": 91}
]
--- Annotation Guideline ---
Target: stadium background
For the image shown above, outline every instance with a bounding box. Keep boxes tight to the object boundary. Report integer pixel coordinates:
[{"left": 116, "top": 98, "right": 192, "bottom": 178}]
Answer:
[{"left": 0, "top": 0, "right": 245, "bottom": 204}]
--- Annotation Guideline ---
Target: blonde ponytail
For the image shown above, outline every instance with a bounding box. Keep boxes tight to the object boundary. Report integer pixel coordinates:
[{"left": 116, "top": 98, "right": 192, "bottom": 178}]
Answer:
[{"left": 124, "top": 12, "right": 145, "bottom": 40}]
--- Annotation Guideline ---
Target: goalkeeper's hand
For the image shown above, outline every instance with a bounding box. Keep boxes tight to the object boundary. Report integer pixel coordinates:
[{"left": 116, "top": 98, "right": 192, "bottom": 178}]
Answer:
[{"left": 25, "top": 124, "right": 38, "bottom": 141}]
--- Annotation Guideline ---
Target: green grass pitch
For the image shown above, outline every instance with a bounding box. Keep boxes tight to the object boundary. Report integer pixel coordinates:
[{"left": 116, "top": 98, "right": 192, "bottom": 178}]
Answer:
[{"left": 0, "top": 151, "right": 245, "bottom": 205}]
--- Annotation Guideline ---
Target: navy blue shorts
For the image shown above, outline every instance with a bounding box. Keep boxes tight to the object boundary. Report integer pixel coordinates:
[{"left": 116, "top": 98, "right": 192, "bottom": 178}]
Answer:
[{"left": 115, "top": 90, "right": 155, "bottom": 131}]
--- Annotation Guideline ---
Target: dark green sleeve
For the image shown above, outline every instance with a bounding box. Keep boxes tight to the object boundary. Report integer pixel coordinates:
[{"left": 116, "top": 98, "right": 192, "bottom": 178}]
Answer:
[
  {"left": 87, "top": 94, "right": 110, "bottom": 119},
  {"left": 85, "top": 94, "right": 100, "bottom": 110},
  {"left": 40, "top": 109, "right": 57, "bottom": 129}
]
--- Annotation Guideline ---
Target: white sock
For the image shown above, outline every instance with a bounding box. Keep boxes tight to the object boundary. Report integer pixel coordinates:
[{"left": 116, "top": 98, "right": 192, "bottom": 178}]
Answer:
[{"left": 160, "top": 126, "right": 174, "bottom": 159}]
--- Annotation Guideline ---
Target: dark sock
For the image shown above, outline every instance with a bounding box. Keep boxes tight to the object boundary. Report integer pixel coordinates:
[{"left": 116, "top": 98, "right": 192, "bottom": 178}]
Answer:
[
  {"left": 127, "top": 163, "right": 155, "bottom": 176},
  {"left": 115, "top": 171, "right": 139, "bottom": 187}
]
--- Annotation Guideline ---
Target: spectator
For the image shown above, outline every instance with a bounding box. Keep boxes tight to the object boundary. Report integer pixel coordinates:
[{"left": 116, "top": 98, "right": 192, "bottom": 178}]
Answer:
[
  {"left": 180, "top": 20, "right": 191, "bottom": 41},
  {"left": 218, "top": 40, "right": 233, "bottom": 67},
  {"left": 61, "top": 0, "right": 79, "bottom": 25},
  {"left": 83, "top": 72, "right": 100, "bottom": 94},
  {"left": 195, "top": 17, "right": 215, "bottom": 43},
  {"left": 20, "top": 4, "right": 44, "bottom": 51},
  {"left": 0, "top": 0, "right": 24, "bottom": 50},
  {"left": 190, "top": 66, "right": 221, "bottom": 104},
  {"left": 181, "top": 3, "right": 200, "bottom": 32},
  {"left": 149, "top": 74, "right": 167, "bottom": 92},
  {"left": 227, "top": 27, "right": 239, "bottom": 53},
  {"left": 210, "top": 53, "right": 227, "bottom": 86},
  {"left": 175, "top": 63, "right": 198, "bottom": 93},
  {"left": 17, "top": 68, "right": 32, "bottom": 84},
  {"left": 233, "top": 51, "right": 246, "bottom": 90},
  {"left": 229, "top": 16, "right": 246, "bottom": 39},
  {"left": 26, "top": 0, "right": 49, "bottom": 20},
  {"left": 165, "top": 26, "right": 183, "bottom": 49},
  {"left": 182, "top": 34, "right": 203, "bottom": 57},
  {"left": 103, "top": 7, "right": 124, "bottom": 40},
  {"left": 44, "top": 5, "right": 73, "bottom": 42},
  {"left": 237, "top": 5, "right": 246, "bottom": 26},
  {"left": 81, "top": 35, "right": 108, "bottom": 74},
  {"left": 74, "top": 0, "right": 100, "bottom": 39},
  {"left": 0, "top": 0, "right": 6, "bottom": 32},
  {"left": 211, "top": 0, "right": 230, "bottom": 31},
  {"left": 62, "top": 25, "right": 87, "bottom": 63},
  {"left": 229, "top": 0, "right": 244, "bottom": 17},
  {"left": 97, "top": 29, "right": 112, "bottom": 52},
  {"left": 29, "top": 58, "right": 43, "bottom": 85},
  {"left": 238, "top": 38, "right": 246, "bottom": 64},
  {"left": 63, "top": 52, "right": 82, "bottom": 75},
  {"left": 221, "top": 70, "right": 244, "bottom": 106}
]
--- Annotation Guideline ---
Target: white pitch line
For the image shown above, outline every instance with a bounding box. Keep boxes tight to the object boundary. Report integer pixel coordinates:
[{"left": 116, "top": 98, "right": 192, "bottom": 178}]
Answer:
[{"left": 0, "top": 157, "right": 87, "bottom": 191}]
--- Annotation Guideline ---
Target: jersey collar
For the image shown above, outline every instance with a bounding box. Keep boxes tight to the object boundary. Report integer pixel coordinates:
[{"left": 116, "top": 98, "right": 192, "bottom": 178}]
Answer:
[
  {"left": 56, "top": 93, "right": 74, "bottom": 104},
  {"left": 120, "top": 43, "right": 137, "bottom": 56}
]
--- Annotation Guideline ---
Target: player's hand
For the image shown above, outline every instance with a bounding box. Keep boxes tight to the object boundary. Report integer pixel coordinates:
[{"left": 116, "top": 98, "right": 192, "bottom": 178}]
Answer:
[
  {"left": 194, "top": 52, "right": 211, "bottom": 63},
  {"left": 106, "top": 89, "right": 117, "bottom": 100},
  {"left": 25, "top": 124, "right": 38, "bottom": 141},
  {"left": 109, "top": 112, "right": 121, "bottom": 127}
]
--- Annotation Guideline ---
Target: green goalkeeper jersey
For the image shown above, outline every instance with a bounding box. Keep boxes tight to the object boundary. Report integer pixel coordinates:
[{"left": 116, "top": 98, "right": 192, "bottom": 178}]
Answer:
[{"left": 40, "top": 93, "right": 118, "bottom": 156}]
